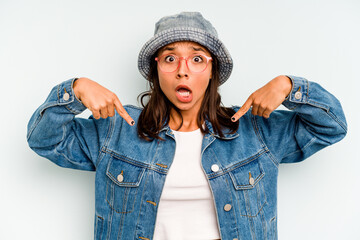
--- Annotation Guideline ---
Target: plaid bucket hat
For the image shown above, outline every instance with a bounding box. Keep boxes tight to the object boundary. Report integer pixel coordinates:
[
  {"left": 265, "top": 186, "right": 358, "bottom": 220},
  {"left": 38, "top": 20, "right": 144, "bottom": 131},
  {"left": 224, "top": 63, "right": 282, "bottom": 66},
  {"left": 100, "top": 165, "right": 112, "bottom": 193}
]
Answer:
[{"left": 137, "top": 12, "right": 233, "bottom": 85}]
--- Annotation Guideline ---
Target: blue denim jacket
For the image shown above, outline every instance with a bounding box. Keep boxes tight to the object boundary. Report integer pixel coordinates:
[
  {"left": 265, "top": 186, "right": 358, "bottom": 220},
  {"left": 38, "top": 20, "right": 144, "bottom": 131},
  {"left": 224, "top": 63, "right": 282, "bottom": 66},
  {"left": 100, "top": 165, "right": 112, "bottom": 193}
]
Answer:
[{"left": 27, "top": 75, "right": 347, "bottom": 240}]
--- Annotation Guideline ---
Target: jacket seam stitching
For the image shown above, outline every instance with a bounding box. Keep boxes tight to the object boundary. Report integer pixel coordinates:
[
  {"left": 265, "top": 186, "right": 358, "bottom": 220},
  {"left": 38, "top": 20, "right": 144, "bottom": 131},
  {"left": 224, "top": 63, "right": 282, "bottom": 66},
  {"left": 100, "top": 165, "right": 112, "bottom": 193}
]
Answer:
[
  {"left": 123, "top": 104, "right": 143, "bottom": 111},
  {"left": 326, "top": 108, "right": 348, "bottom": 133},
  {"left": 64, "top": 104, "right": 83, "bottom": 114},
  {"left": 53, "top": 144, "right": 94, "bottom": 168},
  {"left": 96, "top": 117, "right": 115, "bottom": 168},
  {"left": 304, "top": 79, "right": 346, "bottom": 132},
  {"left": 28, "top": 86, "right": 62, "bottom": 140},
  {"left": 282, "top": 136, "right": 317, "bottom": 160},
  {"left": 251, "top": 115, "right": 280, "bottom": 168},
  {"left": 224, "top": 167, "right": 240, "bottom": 238},
  {"left": 207, "top": 149, "right": 267, "bottom": 180},
  {"left": 27, "top": 114, "right": 42, "bottom": 140},
  {"left": 150, "top": 139, "right": 161, "bottom": 165},
  {"left": 135, "top": 167, "right": 150, "bottom": 239},
  {"left": 102, "top": 149, "right": 168, "bottom": 174}
]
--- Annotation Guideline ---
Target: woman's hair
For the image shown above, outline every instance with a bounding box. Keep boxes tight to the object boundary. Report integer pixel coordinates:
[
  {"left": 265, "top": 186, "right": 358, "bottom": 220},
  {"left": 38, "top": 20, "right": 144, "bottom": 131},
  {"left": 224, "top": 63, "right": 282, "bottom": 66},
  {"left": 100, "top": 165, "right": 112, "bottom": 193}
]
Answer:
[{"left": 137, "top": 50, "right": 239, "bottom": 141}]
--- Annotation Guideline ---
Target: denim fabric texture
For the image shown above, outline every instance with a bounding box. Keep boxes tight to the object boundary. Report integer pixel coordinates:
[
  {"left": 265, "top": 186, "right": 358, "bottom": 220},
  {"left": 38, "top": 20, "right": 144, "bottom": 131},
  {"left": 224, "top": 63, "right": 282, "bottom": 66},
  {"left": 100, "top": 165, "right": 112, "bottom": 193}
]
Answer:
[{"left": 27, "top": 75, "right": 347, "bottom": 240}]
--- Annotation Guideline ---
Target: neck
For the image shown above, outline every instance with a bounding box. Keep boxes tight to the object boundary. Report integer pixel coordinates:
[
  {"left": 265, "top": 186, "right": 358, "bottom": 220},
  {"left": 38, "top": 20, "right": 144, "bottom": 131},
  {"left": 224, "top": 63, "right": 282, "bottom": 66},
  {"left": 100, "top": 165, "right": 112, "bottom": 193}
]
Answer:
[{"left": 169, "top": 107, "right": 201, "bottom": 132}]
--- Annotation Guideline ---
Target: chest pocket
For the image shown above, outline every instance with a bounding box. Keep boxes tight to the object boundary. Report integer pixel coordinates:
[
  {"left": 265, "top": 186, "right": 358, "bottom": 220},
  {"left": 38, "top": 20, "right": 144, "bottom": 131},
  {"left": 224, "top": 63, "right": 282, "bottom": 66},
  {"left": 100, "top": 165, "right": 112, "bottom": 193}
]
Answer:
[
  {"left": 228, "top": 156, "right": 266, "bottom": 217},
  {"left": 106, "top": 155, "right": 146, "bottom": 214}
]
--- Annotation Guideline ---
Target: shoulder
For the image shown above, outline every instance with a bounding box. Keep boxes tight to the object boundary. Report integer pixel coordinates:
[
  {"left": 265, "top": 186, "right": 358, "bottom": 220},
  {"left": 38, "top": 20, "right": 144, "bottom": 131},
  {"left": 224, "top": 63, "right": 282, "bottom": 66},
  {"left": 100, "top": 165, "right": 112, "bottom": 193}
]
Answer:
[
  {"left": 229, "top": 104, "right": 290, "bottom": 132},
  {"left": 231, "top": 105, "right": 241, "bottom": 112},
  {"left": 123, "top": 104, "right": 143, "bottom": 112},
  {"left": 230, "top": 105, "right": 252, "bottom": 119},
  {"left": 123, "top": 104, "right": 143, "bottom": 119}
]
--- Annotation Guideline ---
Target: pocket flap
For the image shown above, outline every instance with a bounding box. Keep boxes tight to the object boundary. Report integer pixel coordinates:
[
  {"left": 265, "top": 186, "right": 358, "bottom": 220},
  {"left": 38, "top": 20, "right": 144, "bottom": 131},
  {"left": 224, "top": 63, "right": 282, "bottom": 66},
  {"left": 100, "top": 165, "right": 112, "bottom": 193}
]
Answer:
[
  {"left": 106, "top": 156, "right": 145, "bottom": 187},
  {"left": 229, "top": 158, "right": 265, "bottom": 190}
]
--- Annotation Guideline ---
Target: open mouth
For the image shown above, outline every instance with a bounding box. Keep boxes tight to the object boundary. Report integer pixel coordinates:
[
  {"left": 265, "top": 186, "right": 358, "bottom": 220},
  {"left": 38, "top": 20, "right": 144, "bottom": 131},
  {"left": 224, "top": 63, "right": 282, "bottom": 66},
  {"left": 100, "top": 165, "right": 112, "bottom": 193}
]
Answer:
[
  {"left": 176, "top": 85, "right": 192, "bottom": 95},
  {"left": 175, "top": 85, "right": 192, "bottom": 102},
  {"left": 177, "top": 89, "right": 191, "bottom": 96}
]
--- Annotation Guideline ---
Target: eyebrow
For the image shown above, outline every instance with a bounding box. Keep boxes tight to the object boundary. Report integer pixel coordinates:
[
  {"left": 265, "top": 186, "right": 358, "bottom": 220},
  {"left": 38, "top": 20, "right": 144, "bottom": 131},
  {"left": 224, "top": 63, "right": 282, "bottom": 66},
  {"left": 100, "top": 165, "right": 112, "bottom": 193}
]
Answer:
[
  {"left": 159, "top": 46, "right": 207, "bottom": 55},
  {"left": 160, "top": 46, "right": 175, "bottom": 53},
  {"left": 191, "top": 47, "right": 206, "bottom": 52}
]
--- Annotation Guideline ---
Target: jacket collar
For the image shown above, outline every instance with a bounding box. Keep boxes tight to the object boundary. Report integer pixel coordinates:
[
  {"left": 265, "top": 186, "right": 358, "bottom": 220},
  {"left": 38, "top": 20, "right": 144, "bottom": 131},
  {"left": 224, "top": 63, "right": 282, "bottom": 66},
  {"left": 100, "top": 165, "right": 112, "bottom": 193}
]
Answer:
[{"left": 160, "top": 118, "right": 239, "bottom": 140}]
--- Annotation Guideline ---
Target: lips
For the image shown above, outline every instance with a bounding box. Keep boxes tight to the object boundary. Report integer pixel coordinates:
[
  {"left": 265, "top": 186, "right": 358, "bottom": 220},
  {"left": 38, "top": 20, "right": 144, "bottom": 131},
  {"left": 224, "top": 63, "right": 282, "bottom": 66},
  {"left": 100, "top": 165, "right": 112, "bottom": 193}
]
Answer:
[
  {"left": 175, "top": 84, "right": 193, "bottom": 103},
  {"left": 175, "top": 85, "right": 192, "bottom": 93}
]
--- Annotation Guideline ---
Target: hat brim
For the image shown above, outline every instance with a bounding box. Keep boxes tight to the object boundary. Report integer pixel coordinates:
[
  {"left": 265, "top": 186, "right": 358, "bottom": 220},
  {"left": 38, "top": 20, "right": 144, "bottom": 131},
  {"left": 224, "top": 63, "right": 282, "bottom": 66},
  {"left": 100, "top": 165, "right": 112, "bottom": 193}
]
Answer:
[{"left": 138, "top": 27, "right": 233, "bottom": 85}]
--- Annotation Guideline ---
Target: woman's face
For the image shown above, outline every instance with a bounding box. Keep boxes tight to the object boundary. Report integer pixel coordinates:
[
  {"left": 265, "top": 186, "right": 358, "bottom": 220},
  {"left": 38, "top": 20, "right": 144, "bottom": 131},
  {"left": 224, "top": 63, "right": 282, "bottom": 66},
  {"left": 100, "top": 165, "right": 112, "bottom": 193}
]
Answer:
[{"left": 156, "top": 41, "right": 212, "bottom": 114}]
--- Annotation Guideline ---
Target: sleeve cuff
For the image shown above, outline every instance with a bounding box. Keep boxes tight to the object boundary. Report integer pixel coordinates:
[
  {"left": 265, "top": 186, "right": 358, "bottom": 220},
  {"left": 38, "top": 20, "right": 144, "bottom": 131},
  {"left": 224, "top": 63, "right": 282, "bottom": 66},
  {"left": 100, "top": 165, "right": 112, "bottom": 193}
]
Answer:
[
  {"left": 282, "top": 75, "right": 309, "bottom": 110},
  {"left": 58, "top": 77, "right": 87, "bottom": 114}
]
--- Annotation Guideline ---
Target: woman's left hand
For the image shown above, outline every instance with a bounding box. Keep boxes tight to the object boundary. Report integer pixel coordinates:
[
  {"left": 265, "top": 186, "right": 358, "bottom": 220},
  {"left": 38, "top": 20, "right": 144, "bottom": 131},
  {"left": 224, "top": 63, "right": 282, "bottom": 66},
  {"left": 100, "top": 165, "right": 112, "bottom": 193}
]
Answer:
[{"left": 231, "top": 75, "right": 293, "bottom": 121}]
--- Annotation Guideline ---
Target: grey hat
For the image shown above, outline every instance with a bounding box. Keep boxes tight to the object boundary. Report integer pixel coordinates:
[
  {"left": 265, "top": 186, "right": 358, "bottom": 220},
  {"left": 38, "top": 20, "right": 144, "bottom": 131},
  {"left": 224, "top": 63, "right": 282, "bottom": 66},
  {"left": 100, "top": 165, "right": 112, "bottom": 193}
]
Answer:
[{"left": 137, "top": 12, "right": 233, "bottom": 85}]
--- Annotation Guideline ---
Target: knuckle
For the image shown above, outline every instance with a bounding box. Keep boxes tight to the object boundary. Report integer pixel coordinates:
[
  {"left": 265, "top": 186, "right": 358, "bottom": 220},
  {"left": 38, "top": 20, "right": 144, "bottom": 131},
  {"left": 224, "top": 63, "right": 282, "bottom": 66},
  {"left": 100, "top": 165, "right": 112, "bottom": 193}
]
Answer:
[
  {"left": 92, "top": 105, "right": 100, "bottom": 111},
  {"left": 117, "top": 107, "right": 124, "bottom": 115},
  {"left": 107, "top": 96, "right": 115, "bottom": 104},
  {"left": 253, "top": 100, "right": 260, "bottom": 106},
  {"left": 105, "top": 98, "right": 112, "bottom": 104},
  {"left": 108, "top": 110, "right": 115, "bottom": 117},
  {"left": 110, "top": 92, "right": 117, "bottom": 98}
]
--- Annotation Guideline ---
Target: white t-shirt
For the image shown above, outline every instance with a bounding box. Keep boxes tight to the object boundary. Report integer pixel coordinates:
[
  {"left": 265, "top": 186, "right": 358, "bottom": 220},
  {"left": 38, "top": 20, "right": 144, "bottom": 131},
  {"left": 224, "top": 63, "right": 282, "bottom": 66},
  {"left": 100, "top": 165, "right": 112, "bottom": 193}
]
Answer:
[{"left": 153, "top": 128, "right": 221, "bottom": 240}]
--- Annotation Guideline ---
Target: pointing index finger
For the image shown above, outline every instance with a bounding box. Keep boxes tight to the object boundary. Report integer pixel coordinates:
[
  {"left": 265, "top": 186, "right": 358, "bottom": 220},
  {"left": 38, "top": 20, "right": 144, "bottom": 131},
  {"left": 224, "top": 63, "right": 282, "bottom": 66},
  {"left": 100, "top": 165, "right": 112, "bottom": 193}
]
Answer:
[
  {"left": 231, "top": 97, "right": 253, "bottom": 122},
  {"left": 114, "top": 98, "right": 135, "bottom": 126}
]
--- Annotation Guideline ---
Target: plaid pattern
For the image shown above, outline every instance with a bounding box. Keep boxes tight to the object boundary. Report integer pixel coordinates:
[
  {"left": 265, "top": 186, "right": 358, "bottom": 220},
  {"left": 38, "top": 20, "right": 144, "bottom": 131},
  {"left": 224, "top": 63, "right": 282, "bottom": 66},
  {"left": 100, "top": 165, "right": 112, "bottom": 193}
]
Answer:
[{"left": 138, "top": 27, "right": 233, "bottom": 85}]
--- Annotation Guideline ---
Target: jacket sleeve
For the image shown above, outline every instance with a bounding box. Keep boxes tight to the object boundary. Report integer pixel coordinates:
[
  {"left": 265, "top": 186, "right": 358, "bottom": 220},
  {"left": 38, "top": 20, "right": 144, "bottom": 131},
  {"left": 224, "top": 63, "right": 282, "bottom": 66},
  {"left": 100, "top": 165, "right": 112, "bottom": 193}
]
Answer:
[
  {"left": 26, "top": 77, "right": 112, "bottom": 171},
  {"left": 254, "top": 75, "right": 347, "bottom": 164}
]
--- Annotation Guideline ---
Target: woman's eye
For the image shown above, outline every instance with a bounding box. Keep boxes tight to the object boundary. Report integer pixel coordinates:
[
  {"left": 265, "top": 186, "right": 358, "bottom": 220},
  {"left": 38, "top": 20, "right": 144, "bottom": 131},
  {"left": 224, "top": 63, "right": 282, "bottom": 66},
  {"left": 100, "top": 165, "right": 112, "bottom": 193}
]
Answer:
[
  {"left": 164, "top": 55, "right": 176, "bottom": 62},
  {"left": 192, "top": 55, "right": 203, "bottom": 63}
]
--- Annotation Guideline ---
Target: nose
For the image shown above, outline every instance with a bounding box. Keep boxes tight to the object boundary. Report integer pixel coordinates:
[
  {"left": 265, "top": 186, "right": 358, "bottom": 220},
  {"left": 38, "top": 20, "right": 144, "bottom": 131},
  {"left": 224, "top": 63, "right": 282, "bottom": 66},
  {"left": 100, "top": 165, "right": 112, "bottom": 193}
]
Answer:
[{"left": 176, "top": 57, "right": 189, "bottom": 78}]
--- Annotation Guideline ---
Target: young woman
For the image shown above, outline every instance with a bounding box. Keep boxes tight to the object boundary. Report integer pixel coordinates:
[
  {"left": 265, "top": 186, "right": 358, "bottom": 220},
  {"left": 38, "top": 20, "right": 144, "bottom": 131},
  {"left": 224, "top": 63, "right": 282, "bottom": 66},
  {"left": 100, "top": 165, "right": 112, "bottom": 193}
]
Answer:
[{"left": 27, "top": 12, "right": 347, "bottom": 240}]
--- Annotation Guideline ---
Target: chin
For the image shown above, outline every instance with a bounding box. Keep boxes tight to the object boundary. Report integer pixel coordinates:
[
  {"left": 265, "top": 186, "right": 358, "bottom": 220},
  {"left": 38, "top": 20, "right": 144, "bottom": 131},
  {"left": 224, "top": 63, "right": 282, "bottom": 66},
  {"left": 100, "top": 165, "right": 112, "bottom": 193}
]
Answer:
[
  {"left": 174, "top": 103, "right": 193, "bottom": 111},
  {"left": 174, "top": 100, "right": 202, "bottom": 113}
]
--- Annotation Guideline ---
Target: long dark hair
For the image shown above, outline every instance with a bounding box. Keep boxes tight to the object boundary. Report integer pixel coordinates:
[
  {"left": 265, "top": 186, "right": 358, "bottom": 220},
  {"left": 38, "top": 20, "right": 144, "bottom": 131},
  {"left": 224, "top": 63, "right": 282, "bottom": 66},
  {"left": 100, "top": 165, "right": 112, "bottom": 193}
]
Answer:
[{"left": 137, "top": 51, "right": 239, "bottom": 141}]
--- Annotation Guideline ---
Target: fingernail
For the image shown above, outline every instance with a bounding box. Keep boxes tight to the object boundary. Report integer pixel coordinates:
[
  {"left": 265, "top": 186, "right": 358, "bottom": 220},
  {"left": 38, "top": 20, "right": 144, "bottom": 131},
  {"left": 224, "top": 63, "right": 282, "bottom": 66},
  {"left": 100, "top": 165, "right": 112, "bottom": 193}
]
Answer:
[
  {"left": 231, "top": 117, "right": 236, "bottom": 122},
  {"left": 131, "top": 120, "right": 135, "bottom": 126}
]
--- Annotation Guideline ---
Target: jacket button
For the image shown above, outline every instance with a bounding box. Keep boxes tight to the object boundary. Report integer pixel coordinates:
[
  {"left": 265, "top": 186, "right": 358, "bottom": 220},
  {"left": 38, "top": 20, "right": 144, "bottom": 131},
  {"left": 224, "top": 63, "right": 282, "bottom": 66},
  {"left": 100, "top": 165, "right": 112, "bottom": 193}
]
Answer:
[
  {"left": 63, "top": 92, "right": 70, "bottom": 101},
  {"left": 294, "top": 91, "right": 302, "bottom": 100},
  {"left": 117, "top": 174, "right": 124, "bottom": 182},
  {"left": 211, "top": 164, "right": 219, "bottom": 172},
  {"left": 249, "top": 177, "right": 254, "bottom": 185},
  {"left": 224, "top": 204, "right": 232, "bottom": 211}
]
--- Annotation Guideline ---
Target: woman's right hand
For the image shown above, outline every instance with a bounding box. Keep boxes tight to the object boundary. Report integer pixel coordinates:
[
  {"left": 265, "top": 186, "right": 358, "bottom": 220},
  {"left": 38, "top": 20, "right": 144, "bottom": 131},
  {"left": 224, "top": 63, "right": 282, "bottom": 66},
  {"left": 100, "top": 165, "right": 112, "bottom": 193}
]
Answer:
[{"left": 73, "top": 77, "right": 134, "bottom": 125}]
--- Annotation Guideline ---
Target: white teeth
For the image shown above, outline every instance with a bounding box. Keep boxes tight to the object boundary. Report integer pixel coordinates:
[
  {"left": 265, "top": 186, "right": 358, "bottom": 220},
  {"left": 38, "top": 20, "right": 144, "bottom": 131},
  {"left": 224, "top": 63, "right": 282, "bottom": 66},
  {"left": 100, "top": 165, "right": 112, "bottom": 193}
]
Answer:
[{"left": 177, "top": 90, "right": 190, "bottom": 96}]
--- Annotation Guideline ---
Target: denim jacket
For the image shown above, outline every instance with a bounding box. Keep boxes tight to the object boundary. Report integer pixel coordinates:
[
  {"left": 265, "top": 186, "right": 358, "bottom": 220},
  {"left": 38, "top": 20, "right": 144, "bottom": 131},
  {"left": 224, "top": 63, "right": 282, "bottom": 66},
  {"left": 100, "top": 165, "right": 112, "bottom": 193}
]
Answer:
[{"left": 27, "top": 75, "right": 347, "bottom": 240}]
